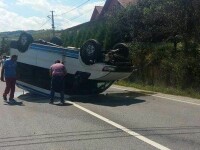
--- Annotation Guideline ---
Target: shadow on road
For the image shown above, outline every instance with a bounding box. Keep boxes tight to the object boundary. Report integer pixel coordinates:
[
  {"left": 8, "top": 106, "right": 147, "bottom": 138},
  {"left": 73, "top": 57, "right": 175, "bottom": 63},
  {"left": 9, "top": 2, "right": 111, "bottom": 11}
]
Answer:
[
  {"left": 17, "top": 90, "right": 149, "bottom": 107},
  {"left": 4, "top": 101, "right": 24, "bottom": 106},
  {"left": 17, "top": 93, "right": 72, "bottom": 106},
  {"left": 68, "top": 91, "right": 147, "bottom": 107},
  {"left": 17, "top": 93, "right": 49, "bottom": 103}
]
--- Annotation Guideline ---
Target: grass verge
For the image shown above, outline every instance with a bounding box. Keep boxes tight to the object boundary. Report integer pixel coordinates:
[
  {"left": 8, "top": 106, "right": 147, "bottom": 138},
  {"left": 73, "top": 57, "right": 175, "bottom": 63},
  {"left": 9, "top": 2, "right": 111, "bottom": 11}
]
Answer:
[{"left": 115, "top": 80, "right": 200, "bottom": 99}]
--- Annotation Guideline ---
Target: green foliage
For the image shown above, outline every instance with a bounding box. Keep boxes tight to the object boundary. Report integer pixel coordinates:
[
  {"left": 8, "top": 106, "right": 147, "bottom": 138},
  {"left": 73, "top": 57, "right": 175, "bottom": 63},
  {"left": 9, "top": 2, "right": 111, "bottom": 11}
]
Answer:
[
  {"left": 0, "top": 38, "right": 10, "bottom": 55},
  {"left": 116, "top": 80, "right": 200, "bottom": 99},
  {"left": 31, "top": 30, "right": 53, "bottom": 41},
  {"left": 129, "top": 41, "right": 200, "bottom": 90},
  {"left": 61, "top": 21, "right": 108, "bottom": 48},
  {"left": 60, "top": 0, "right": 200, "bottom": 91}
]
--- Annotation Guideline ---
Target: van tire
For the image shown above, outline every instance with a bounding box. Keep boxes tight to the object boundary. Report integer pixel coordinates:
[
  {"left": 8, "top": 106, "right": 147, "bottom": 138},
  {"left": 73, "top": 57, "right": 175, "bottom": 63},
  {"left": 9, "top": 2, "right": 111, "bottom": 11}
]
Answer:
[
  {"left": 18, "top": 32, "right": 33, "bottom": 52},
  {"left": 80, "top": 39, "right": 102, "bottom": 65}
]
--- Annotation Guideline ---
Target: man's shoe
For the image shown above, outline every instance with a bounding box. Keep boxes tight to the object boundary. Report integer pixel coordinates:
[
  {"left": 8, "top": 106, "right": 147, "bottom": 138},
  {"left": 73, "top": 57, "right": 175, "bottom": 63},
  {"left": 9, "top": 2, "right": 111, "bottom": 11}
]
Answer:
[
  {"left": 3, "top": 95, "right": 7, "bottom": 101},
  {"left": 8, "top": 99, "right": 16, "bottom": 103},
  {"left": 49, "top": 99, "right": 54, "bottom": 104},
  {"left": 60, "top": 101, "right": 65, "bottom": 106},
  {"left": 49, "top": 98, "right": 54, "bottom": 103}
]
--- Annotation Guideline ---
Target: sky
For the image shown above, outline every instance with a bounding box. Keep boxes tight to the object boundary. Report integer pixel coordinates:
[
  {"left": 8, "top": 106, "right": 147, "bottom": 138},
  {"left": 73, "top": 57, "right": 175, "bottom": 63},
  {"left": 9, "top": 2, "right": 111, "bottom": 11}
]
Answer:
[{"left": 0, "top": 0, "right": 105, "bottom": 32}]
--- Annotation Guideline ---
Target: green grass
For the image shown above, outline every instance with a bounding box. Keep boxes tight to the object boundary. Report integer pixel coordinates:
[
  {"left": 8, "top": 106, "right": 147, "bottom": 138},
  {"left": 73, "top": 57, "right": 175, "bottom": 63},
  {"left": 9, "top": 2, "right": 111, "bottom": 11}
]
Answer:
[{"left": 115, "top": 80, "right": 200, "bottom": 99}]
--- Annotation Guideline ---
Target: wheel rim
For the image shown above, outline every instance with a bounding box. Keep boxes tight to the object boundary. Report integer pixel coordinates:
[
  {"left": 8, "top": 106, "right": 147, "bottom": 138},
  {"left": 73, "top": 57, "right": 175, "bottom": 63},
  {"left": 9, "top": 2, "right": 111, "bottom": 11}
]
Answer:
[
  {"left": 80, "top": 39, "right": 102, "bottom": 65},
  {"left": 21, "top": 35, "right": 28, "bottom": 46},
  {"left": 86, "top": 44, "right": 95, "bottom": 56}
]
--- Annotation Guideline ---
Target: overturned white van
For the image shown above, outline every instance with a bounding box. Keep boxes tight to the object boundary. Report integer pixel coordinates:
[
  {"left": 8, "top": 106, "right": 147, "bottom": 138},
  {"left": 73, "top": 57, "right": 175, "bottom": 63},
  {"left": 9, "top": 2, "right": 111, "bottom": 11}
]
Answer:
[{"left": 10, "top": 32, "right": 134, "bottom": 96}]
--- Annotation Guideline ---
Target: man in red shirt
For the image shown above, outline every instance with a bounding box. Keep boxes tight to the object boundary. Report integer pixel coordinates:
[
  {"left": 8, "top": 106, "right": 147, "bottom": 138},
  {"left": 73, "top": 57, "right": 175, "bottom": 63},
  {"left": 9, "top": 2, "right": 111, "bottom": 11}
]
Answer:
[{"left": 49, "top": 60, "right": 67, "bottom": 105}]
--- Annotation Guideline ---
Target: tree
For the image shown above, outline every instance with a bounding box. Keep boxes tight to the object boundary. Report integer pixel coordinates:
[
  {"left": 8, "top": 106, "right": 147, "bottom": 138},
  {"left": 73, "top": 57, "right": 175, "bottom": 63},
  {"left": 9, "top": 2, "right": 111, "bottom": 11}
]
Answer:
[{"left": 0, "top": 37, "right": 9, "bottom": 55}]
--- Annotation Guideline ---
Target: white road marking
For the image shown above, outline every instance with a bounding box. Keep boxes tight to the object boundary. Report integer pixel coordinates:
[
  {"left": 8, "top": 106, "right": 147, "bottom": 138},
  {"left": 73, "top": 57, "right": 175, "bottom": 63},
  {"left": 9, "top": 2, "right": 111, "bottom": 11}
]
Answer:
[
  {"left": 152, "top": 95, "right": 200, "bottom": 106},
  {"left": 112, "top": 86, "right": 200, "bottom": 106},
  {"left": 66, "top": 100, "right": 171, "bottom": 150}
]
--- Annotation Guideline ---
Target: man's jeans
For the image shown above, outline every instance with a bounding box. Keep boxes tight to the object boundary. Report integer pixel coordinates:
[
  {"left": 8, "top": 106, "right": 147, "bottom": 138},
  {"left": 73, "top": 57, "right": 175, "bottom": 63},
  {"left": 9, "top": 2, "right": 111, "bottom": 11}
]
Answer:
[
  {"left": 50, "top": 76, "right": 64, "bottom": 103},
  {"left": 3, "top": 77, "right": 16, "bottom": 100},
  {"left": 50, "top": 90, "right": 64, "bottom": 103}
]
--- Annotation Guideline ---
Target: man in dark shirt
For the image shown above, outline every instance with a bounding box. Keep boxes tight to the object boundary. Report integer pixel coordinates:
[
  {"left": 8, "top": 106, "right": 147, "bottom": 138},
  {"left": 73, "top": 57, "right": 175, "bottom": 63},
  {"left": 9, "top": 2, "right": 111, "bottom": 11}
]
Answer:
[{"left": 1, "top": 55, "right": 18, "bottom": 102}]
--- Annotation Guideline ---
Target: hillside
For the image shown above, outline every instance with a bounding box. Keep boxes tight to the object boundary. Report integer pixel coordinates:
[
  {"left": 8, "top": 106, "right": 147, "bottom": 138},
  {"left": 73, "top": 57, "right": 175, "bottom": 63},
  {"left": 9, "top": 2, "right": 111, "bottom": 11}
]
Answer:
[{"left": 0, "top": 30, "right": 59, "bottom": 40}]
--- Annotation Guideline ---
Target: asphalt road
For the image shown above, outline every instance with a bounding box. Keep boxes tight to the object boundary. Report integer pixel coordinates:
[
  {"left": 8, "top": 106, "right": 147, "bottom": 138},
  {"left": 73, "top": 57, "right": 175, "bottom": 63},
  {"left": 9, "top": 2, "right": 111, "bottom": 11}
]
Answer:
[{"left": 0, "top": 80, "right": 200, "bottom": 150}]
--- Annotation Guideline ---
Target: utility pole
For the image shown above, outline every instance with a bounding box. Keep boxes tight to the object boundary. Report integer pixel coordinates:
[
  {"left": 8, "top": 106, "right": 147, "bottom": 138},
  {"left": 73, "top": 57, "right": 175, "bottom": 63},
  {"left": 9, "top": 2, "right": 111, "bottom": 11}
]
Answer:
[{"left": 50, "top": 11, "right": 55, "bottom": 37}]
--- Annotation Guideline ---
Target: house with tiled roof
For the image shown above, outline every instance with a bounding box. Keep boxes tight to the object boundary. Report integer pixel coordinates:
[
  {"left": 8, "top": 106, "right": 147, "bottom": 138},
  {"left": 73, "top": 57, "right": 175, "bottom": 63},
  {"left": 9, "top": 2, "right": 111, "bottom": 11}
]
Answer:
[{"left": 90, "top": 0, "right": 138, "bottom": 21}]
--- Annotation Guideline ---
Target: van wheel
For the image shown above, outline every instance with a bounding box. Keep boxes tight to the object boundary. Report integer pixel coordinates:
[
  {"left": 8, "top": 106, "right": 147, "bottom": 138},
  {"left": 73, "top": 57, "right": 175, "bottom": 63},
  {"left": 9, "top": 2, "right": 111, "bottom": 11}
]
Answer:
[
  {"left": 113, "top": 43, "right": 129, "bottom": 58},
  {"left": 18, "top": 32, "right": 33, "bottom": 52},
  {"left": 80, "top": 39, "right": 102, "bottom": 65}
]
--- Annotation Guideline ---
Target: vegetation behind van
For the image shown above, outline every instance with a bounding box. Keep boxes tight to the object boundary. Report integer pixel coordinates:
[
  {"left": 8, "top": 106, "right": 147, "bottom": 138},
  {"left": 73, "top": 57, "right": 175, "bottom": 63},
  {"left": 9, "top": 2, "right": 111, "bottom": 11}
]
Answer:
[{"left": 61, "top": 0, "right": 200, "bottom": 91}]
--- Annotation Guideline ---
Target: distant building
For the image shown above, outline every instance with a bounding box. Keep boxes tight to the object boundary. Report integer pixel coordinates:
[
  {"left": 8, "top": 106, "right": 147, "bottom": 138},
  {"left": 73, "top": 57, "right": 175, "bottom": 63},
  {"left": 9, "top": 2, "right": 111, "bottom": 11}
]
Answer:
[
  {"left": 90, "top": 0, "right": 138, "bottom": 21},
  {"left": 90, "top": 6, "right": 103, "bottom": 21}
]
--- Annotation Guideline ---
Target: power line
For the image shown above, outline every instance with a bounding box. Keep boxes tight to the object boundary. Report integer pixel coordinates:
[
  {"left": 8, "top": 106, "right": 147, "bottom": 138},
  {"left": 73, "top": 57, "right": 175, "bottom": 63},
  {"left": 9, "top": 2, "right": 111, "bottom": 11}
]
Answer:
[
  {"left": 39, "top": 0, "right": 106, "bottom": 30},
  {"left": 39, "top": 0, "right": 105, "bottom": 29},
  {"left": 39, "top": 1, "right": 86, "bottom": 30},
  {"left": 69, "top": 9, "right": 92, "bottom": 21},
  {"left": 40, "top": 18, "right": 51, "bottom": 28},
  {"left": 56, "top": 9, "right": 93, "bottom": 29},
  {"left": 56, "top": 0, "right": 90, "bottom": 16}
]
